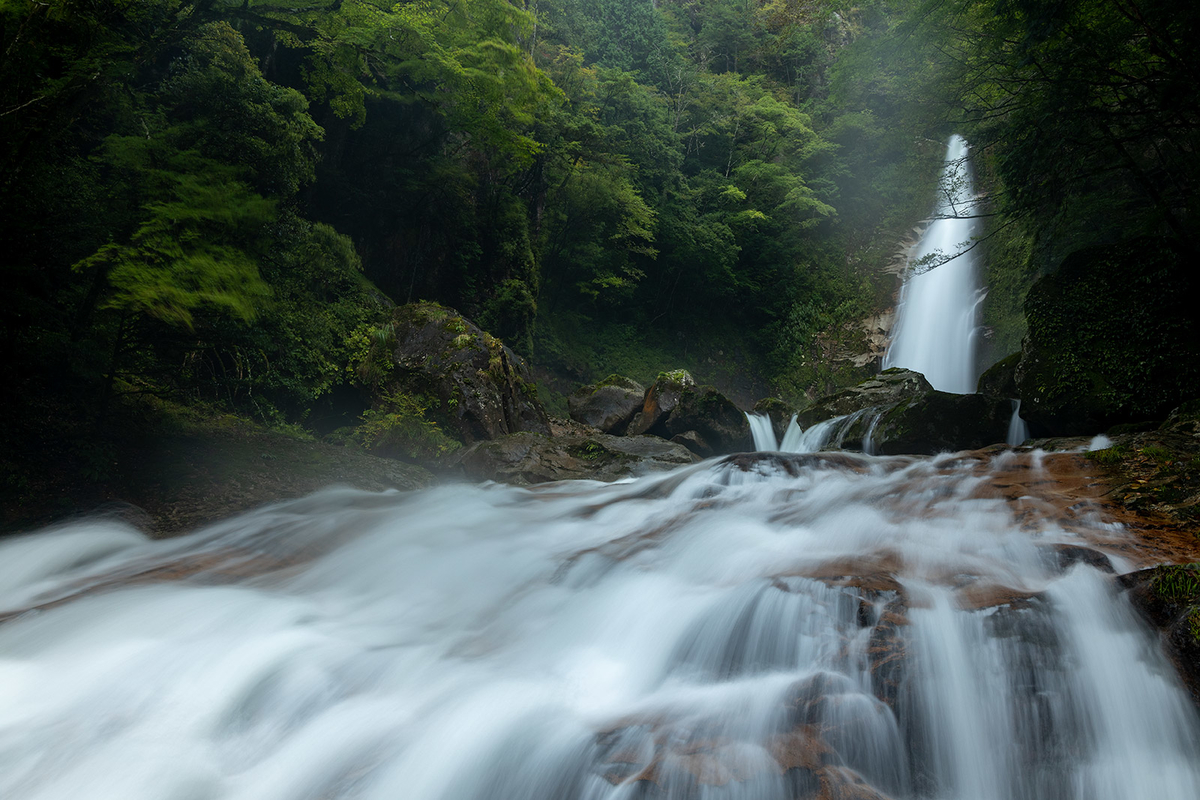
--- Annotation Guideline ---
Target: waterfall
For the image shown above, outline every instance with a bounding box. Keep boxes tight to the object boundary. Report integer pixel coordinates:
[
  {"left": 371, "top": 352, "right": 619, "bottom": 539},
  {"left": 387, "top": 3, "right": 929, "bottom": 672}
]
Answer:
[
  {"left": 0, "top": 453, "right": 1196, "bottom": 800},
  {"left": 884, "top": 135, "right": 984, "bottom": 394}
]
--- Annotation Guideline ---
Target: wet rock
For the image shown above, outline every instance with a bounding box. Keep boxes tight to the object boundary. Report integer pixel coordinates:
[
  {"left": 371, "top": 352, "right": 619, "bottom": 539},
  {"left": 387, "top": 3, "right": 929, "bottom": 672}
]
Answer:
[
  {"left": 385, "top": 302, "right": 550, "bottom": 443},
  {"left": 441, "top": 431, "right": 699, "bottom": 485},
  {"left": 1015, "top": 237, "right": 1200, "bottom": 436},
  {"left": 670, "top": 430, "right": 713, "bottom": 458},
  {"left": 1042, "top": 543, "right": 1114, "bottom": 575},
  {"left": 718, "top": 452, "right": 873, "bottom": 477},
  {"left": 869, "top": 392, "right": 1013, "bottom": 455},
  {"left": 593, "top": 711, "right": 895, "bottom": 800},
  {"left": 568, "top": 375, "right": 645, "bottom": 434},
  {"left": 1119, "top": 564, "right": 1200, "bottom": 703},
  {"left": 868, "top": 597, "right": 910, "bottom": 711}
]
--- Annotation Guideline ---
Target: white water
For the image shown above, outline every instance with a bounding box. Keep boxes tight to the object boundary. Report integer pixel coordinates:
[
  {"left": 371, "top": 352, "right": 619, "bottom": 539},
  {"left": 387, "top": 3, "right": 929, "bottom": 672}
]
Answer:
[
  {"left": 746, "top": 411, "right": 885, "bottom": 455},
  {"left": 0, "top": 454, "right": 1197, "bottom": 800},
  {"left": 746, "top": 413, "right": 780, "bottom": 451},
  {"left": 1006, "top": 400, "right": 1029, "bottom": 446},
  {"left": 884, "top": 136, "right": 984, "bottom": 394}
]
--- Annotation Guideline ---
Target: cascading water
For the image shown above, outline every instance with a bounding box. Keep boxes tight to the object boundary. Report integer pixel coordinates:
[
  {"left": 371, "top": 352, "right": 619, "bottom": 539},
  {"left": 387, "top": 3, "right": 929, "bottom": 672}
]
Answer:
[
  {"left": 884, "top": 136, "right": 984, "bottom": 394},
  {"left": 1007, "top": 399, "right": 1030, "bottom": 446},
  {"left": 746, "top": 411, "right": 886, "bottom": 455},
  {"left": 0, "top": 451, "right": 1197, "bottom": 800}
]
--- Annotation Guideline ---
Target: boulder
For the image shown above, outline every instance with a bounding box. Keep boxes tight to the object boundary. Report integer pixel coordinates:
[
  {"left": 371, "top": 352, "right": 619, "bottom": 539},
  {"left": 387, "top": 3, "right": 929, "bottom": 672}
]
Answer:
[
  {"left": 1015, "top": 237, "right": 1200, "bottom": 436},
  {"left": 384, "top": 302, "right": 549, "bottom": 444},
  {"left": 665, "top": 386, "right": 754, "bottom": 454},
  {"left": 627, "top": 370, "right": 697, "bottom": 437},
  {"left": 797, "top": 368, "right": 1012, "bottom": 455},
  {"left": 976, "top": 352, "right": 1020, "bottom": 397},
  {"left": 568, "top": 375, "right": 645, "bottom": 434},
  {"left": 441, "top": 432, "right": 700, "bottom": 485},
  {"left": 623, "top": 370, "right": 753, "bottom": 456}
]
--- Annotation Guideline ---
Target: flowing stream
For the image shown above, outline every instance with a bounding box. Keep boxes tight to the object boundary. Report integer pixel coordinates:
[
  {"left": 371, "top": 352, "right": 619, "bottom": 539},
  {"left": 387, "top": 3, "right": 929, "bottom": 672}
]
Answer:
[
  {"left": 884, "top": 136, "right": 984, "bottom": 394},
  {"left": 0, "top": 450, "right": 1197, "bottom": 800}
]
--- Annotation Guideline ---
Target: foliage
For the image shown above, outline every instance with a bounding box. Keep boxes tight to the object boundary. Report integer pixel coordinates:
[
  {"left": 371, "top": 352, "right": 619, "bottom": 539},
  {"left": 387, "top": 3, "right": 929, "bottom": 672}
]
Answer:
[
  {"left": 355, "top": 391, "right": 462, "bottom": 462},
  {"left": 10, "top": 0, "right": 1190, "bottom": 459},
  {"left": 910, "top": 0, "right": 1200, "bottom": 256},
  {"left": 1150, "top": 565, "right": 1200, "bottom": 605}
]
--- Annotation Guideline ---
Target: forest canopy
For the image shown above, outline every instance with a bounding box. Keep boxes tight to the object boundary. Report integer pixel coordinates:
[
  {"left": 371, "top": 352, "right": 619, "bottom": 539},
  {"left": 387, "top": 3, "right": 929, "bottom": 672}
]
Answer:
[{"left": 1, "top": 0, "right": 1193, "bottom": 435}]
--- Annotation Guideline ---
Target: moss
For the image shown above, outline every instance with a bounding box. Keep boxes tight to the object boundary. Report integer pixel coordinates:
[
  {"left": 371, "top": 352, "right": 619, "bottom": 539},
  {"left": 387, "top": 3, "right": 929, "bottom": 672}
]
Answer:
[
  {"left": 1086, "top": 443, "right": 1130, "bottom": 466},
  {"left": 406, "top": 301, "right": 451, "bottom": 325},
  {"left": 657, "top": 369, "right": 694, "bottom": 385},
  {"left": 1017, "top": 237, "right": 1200, "bottom": 432},
  {"left": 596, "top": 374, "right": 642, "bottom": 391},
  {"left": 570, "top": 439, "right": 610, "bottom": 461},
  {"left": 1187, "top": 608, "right": 1200, "bottom": 642}
]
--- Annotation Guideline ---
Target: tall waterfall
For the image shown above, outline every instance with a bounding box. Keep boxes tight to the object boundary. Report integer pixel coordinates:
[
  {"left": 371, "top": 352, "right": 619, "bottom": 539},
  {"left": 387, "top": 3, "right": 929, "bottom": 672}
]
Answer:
[
  {"left": 0, "top": 452, "right": 1197, "bottom": 800},
  {"left": 884, "top": 135, "right": 984, "bottom": 394}
]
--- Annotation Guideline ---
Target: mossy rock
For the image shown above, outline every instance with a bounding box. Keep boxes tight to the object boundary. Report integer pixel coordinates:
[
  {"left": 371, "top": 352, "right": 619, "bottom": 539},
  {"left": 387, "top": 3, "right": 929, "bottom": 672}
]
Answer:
[
  {"left": 627, "top": 369, "right": 696, "bottom": 437},
  {"left": 567, "top": 375, "right": 646, "bottom": 434},
  {"left": 1015, "top": 237, "right": 1200, "bottom": 436},
  {"left": 385, "top": 302, "right": 549, "bottom": 444},
  {"left": 976, "top": 352, "right": 1020, "bottom": 397},
  {"left": 797, "top": 368, "right": 933, "bottom": 429},
  {"left": 665, "top": 385, "right": 753, "bottom": 455}
]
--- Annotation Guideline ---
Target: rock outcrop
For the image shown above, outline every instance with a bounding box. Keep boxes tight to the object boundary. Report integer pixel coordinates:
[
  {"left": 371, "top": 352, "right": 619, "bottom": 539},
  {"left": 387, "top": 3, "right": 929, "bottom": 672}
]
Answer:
[
  {"left": 798, "top": 369, "right": 934, "bottom": 427},
  {"left": 797, "top": 368, "right": 1012, "bottom": 455},
  {"left": 628, "top": 370, "right": 697, "bottom": 437},
  {"left": 1015, "top": 237, "right": 1200, "bottom": 436},
  {"left": 385, "top": 302, "right": 550, "bottom": 444}
]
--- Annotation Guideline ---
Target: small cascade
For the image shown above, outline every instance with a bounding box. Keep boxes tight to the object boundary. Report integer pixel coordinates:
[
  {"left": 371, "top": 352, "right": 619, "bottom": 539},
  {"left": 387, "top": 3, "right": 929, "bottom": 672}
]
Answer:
[
  {"left": 747, "top": 411, "right": 886, "bottom": 455},
  {"left": 746, "top": 412, "right": 779, "bottom": 451},
  {"left": 778, "top": 416, "right": 803, "bottom": 451},
  {"left": 884, "top": 135, "right": 984, "bottom": 394},
  {"left": 1006, "top": 399, "right": 1030, "bottom": 446}
]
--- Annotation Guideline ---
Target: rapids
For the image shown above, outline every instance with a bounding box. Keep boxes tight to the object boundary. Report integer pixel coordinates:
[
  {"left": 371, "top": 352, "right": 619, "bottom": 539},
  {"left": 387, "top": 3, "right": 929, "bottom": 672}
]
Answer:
[{"left": 0, "top": 451, "right": 1197, "bottom": 800}]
